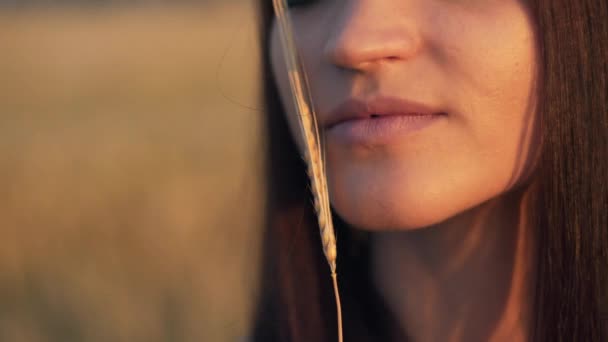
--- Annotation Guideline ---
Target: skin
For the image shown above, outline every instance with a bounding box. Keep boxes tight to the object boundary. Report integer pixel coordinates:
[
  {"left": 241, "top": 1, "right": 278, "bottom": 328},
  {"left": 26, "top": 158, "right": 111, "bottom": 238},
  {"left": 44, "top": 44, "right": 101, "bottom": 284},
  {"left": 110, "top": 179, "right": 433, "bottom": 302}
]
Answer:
[{"left": 270, "top": 0, "right": 541, "bottom": 341}]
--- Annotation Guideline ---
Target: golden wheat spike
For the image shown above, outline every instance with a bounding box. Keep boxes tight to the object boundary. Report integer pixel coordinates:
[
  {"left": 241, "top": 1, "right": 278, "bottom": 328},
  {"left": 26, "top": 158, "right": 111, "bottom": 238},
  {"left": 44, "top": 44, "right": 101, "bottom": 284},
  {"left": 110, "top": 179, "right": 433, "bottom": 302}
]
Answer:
[{"left": 270, "top": 1, "right": 343, "bottom": 341}]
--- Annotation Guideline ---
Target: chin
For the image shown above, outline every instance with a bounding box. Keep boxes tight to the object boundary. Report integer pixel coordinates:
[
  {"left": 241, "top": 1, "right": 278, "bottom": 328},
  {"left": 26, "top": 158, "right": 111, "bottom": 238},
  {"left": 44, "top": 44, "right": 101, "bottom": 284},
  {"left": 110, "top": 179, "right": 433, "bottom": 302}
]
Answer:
[
  {"left": 328, "top": 174, "right": 503, "bottom": 233},
  {"left": 333, "top": 208, "right": 444, "bottom": 232},
  {"left": 329, "top": 186, "right": 456, "bottom": 232}
]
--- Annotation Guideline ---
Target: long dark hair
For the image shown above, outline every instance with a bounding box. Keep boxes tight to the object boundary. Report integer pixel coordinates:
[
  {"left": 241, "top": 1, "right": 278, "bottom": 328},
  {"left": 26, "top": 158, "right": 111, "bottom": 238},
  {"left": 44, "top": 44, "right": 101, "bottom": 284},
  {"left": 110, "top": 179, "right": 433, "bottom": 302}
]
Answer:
[{"left": 250, "top": 1, "right": 608, "bottom": 341}]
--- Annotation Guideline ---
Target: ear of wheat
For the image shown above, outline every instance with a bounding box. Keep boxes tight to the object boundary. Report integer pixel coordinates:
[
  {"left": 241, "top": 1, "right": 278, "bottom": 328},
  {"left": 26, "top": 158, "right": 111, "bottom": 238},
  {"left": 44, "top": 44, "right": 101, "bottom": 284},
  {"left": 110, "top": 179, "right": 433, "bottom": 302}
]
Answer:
[{"left": 270, "top": 1, "right": 343, "bottom": 341}]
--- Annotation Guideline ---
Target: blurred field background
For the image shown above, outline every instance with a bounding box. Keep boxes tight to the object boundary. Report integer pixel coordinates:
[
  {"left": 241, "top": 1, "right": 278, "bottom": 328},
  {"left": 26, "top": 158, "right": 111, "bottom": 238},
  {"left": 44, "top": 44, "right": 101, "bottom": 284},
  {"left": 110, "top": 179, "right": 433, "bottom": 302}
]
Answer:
[{"left": 0, "top": 1, "right": 263, "bottom": 341}]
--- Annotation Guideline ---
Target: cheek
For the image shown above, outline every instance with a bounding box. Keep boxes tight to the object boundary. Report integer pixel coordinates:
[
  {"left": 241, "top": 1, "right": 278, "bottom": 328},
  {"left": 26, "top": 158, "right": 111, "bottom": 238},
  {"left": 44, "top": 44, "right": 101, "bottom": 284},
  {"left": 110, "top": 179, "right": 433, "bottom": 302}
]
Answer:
[
  {"left": 456, "top": 23, "right": 539, "bottom": 188},
  {"left": 433, "top": 4, "right": 539, "bottom": 185}
]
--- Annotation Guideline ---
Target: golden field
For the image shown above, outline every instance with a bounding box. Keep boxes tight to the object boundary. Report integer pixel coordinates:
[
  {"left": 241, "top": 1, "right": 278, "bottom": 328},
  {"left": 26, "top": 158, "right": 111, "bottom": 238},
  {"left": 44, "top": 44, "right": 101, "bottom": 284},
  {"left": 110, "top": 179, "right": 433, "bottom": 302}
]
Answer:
[{"left": 0, "top": 2, "right": 263, "bottom": 341}]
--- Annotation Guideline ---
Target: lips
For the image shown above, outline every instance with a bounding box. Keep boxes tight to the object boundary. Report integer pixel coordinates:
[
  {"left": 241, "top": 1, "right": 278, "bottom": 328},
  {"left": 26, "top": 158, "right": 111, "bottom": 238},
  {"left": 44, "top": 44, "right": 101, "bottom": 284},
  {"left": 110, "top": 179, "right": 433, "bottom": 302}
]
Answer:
[{"left": 324, "top": 96, "right": 446, "bottom": 130}]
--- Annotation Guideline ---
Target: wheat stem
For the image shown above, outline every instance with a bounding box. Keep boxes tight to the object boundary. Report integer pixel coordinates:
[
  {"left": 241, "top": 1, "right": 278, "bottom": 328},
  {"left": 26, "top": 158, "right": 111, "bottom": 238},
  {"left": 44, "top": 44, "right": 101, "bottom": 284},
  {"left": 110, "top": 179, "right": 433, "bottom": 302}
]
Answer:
[
  {"left": 271, "top": 1, "right": 343, "bottom": 341},
  {"left": 331, "top": 272, "right": 344, "bottom": 342}
]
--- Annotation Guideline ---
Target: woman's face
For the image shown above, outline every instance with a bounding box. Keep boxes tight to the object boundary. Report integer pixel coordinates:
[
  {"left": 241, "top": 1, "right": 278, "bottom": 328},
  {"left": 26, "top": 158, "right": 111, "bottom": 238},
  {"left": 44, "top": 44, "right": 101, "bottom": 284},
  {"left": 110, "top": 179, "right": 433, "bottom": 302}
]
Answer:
[{"left": 270, "top": 0, "right": 540, "bottom": 231}]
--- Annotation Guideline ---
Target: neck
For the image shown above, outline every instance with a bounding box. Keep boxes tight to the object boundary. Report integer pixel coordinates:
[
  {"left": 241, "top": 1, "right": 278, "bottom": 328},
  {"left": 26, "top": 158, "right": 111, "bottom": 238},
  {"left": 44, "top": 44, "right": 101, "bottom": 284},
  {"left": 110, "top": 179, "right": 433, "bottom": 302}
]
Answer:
[{"left": 370, "top": 186, "right": 538, "bottom": 342}]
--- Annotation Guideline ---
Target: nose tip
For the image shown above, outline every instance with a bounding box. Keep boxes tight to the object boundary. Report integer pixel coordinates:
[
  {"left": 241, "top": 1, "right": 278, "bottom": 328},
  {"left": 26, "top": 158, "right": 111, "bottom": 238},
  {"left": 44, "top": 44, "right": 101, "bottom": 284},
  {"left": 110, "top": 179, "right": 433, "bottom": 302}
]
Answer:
[{"left": 323, "top": 9, "right": 422, "bottom": 71}]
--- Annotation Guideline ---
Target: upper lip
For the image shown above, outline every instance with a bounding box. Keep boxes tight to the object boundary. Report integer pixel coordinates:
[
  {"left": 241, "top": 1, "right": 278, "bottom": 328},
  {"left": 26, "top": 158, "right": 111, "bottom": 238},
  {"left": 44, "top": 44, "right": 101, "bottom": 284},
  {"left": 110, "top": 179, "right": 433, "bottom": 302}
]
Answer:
[{"left": 324, "top": 96, "right": 446, "bottom": 129}]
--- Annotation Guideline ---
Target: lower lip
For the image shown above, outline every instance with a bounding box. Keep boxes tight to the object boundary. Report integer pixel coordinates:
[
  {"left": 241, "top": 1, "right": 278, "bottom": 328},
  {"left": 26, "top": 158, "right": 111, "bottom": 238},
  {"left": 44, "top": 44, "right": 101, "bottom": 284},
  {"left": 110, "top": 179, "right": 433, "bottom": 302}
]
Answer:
[{"left": 326, "top": 114, "right": 445, "bottom": 145}]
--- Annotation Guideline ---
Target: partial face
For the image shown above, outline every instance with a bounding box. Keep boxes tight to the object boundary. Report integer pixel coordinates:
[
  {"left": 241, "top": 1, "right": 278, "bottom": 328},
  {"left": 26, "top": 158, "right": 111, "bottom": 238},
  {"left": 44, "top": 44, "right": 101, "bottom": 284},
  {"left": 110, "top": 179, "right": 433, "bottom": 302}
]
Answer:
[{"left": 270, "top": 0, "right": 539, "bottom": 231}]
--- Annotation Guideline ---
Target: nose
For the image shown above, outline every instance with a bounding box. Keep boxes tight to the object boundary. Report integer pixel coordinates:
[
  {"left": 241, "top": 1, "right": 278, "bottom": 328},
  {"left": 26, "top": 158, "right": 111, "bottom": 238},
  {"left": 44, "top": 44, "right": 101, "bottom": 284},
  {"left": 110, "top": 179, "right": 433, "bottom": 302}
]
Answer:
[{"left": 323, "top": 1, "right": 423, "bottom": 72}]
